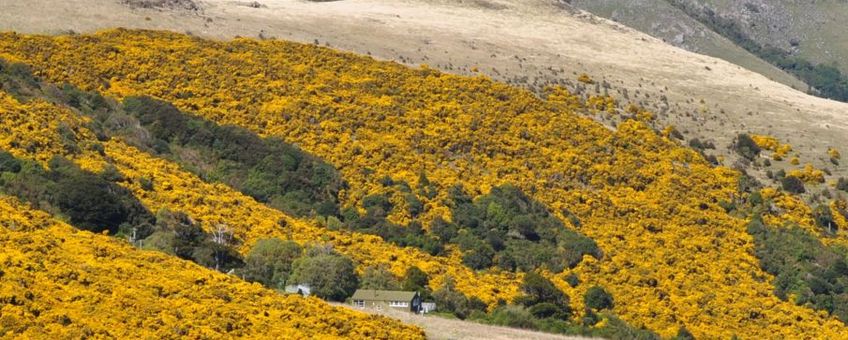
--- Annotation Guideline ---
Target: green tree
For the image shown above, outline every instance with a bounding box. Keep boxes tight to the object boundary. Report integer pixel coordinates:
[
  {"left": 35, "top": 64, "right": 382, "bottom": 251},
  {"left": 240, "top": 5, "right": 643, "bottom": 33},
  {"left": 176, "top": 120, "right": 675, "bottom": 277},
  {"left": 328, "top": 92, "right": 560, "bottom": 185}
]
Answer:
[
  {"left": 0, "top": 151, "right": 21, "bottom": 173},
  {"left": 240, "top": 238, "right": 302, "bottom": 289},
  {"left": 432, "top": 276, "right": 471, "bottom": 318},
  {"left": 191, "top": 237, "right": 244, "bottom": 273},
  {"left": 360, "top": 265, "right": 400, "bottom": 290},
  {"left": 53, "top": 163, "right": 128, "bottom": 234},
  {"left": 515, "top": 271, "right": 571, "bottom": 317},
  {"left": 155, "top": 209, "right": 204, "bottom": 260},
  {"left": 289, "top": 247, "right": 359, "bottom": 301},
  {"left": 402, "top": 266, "right": 429, "bottom": 291}
]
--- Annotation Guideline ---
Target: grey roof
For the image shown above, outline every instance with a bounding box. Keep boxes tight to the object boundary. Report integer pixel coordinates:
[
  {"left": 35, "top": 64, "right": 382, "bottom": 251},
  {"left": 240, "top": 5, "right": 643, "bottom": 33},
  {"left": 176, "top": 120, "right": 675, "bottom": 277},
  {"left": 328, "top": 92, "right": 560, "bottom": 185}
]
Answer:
[{"left": 351, "top": 289, "right": 417, "bottom": 302}]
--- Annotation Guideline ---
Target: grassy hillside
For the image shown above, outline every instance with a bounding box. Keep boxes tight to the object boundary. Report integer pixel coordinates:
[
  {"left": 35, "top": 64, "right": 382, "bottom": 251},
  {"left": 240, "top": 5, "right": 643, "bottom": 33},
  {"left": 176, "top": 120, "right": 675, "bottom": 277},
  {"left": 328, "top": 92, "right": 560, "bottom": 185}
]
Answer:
[
  {"left": 0, "top": 194, "right": 424, "bottom": 338},
  {"left": 682, "top": 0, "right": 848, "bottom": 74},
  {"left": 2, "top": 29, "right": 847, "bottom": 338},
  {"left": 571, "top": 0, "right": 848, "bottom": 102},
  {"left": 569, "top": 0, "right": 808, "bottom": 91}
]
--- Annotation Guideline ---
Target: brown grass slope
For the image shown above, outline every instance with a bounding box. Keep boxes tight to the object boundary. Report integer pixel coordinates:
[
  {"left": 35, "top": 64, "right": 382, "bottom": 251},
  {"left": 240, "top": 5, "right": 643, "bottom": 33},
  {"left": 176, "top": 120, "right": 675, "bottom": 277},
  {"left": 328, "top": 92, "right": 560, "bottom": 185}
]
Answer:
[
  {"left": 674, "top": 0, "right": 848, "bottom": 75},
  {"left": 568, "top": 0, "right": 809, "bottom": 90}
]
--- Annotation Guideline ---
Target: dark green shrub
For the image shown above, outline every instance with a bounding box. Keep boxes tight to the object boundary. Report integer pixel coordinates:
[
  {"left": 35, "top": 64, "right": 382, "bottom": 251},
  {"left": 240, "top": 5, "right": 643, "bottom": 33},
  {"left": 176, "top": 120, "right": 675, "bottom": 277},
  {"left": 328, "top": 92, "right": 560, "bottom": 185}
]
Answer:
[
  {"left": 837, "top": 178, "right": 848, "bottom": 192},
  {"left": 733, "top": 134, "right": 761, "bottom": 160},
  {"left": 466, "top": 297, "right": 488, "bottom": 313},
  {"left": 675, "top": 326, "right": 695, "bottom": 339},
  {"left": 121, "top": 96, "right": 343, "bottom": 218},
  {"left": 139, "top": 176, "right": 154, "bottom": 191},
  {"left": 584, "top": 286, "right": 614, "bottom": 311},
  {"left": 781, "top": 175, "right": 805, "bottom": 194},
  {"left": 359, "top": 265, "right": 400, "bottom": 290},
  {"left": 402, "top": 266, "right": 430, "bottom": 292},
  {"left": 813, "top": 204, "right": 837, "bottom": 234},
  {"left": 0, "top": 151, "right": 22, "bottom": 173},
  {"left": 446, "top": 184, "right": 599, "bottom": 272},
  {"left": 0, "top": 155, "right": 154, "bottom": 236},
  {"left": 528, "top": 302, "right": 560, "bottom": 319},
  {"left": 748, "top": 220, "right": 848, "bottom": 323},
  {"left": 688, "top": 138, "right": 704, "bottom": 150},
  {"left": 487, "top": 305, "right": 537, "bottom": 329},
  {"left": 516, "top": 271, "right": 571, "bottom": 318}
]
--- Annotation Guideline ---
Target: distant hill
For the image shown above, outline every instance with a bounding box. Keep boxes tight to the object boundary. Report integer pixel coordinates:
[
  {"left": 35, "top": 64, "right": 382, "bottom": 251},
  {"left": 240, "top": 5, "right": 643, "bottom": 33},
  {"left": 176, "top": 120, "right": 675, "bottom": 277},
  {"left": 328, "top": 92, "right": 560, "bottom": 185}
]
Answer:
[
  {"left": 570, "top": 0, "right": 848, "bottom": 101},
  {"left": 567, "top": 0, "right": 807, "bottom": 91}
]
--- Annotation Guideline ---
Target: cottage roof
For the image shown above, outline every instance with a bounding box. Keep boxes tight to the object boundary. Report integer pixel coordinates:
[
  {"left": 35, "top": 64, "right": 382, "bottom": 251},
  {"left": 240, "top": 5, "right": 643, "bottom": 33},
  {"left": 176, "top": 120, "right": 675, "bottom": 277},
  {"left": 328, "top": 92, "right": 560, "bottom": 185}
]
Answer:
[{"left": 351, "top": 289, "right": 417, "bottom": 302}]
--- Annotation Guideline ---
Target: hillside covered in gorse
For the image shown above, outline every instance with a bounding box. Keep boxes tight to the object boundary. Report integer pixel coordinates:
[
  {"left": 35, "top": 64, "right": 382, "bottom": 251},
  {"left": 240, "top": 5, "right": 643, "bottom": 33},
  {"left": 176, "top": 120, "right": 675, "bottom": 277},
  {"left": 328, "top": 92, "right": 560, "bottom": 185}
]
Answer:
[
  {"left": 0, "top": 194, "right": 423, "bottom": 339},
  {"left": 1, "top": 29, "right": 848, "bottom": 339}
]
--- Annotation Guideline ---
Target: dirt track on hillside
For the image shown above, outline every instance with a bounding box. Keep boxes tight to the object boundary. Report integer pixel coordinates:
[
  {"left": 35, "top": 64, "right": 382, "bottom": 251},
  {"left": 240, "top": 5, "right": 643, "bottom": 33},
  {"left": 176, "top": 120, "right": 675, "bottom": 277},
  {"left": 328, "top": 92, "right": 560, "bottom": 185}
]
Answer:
[
  {"left": 1, "top": 0, "right": 846, "bottom": 181},
  {"left": 332, "top": 303, "right": 592, "bottom": 340}
]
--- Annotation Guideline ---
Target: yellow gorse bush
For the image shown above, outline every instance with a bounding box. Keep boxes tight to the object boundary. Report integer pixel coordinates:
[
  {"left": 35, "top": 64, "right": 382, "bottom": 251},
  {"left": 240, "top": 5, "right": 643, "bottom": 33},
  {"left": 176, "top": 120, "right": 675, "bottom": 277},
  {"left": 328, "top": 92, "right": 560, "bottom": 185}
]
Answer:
[
  {"left": 0, "top": 194, "right": 425, "bottom": 339},
  {"left": 750, "top": 134, "right": 792, "bottom": 160},
  {"left": 829, "top": 147, "right": 841, "bottom": 160},
  {"left": 788, "top": 163, "right": 826, "bottom": 184},
  {"left": 1, "top": 29, "right": 847, "bottom": 338}
]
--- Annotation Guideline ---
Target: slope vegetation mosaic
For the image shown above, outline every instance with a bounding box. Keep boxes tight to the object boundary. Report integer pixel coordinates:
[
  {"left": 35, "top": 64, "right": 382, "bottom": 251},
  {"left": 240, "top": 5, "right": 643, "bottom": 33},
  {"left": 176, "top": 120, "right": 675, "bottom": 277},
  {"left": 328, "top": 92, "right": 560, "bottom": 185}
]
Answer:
[
  {"left": 2, "top": 29, "right": 848, "bottom": 338},
  {"left": 0, "top": 194, "right": 423, "bottom": 339}
]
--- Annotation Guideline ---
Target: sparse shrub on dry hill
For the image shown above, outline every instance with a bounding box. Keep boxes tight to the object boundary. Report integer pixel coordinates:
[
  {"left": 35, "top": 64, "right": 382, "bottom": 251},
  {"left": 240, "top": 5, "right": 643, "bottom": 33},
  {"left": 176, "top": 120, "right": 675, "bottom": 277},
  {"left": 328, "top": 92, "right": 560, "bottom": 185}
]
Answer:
[
  {"left": 788, "top": 164, "right": 825, "bottom": 184},
  {"left": 750, "top": 134, "right": 792, "bottom": 161},
  {"left": 733, "top": 133, "right": 761, "bottom": 161},
  {"left": 3, "top": 29, "right": 848, "bottom": 338},
  {"left": 121, "top": 0, "right": 200, "bottom": 11},
  {"left": 781, "top": 175, "right": 806, "bottom": 194},
  {"left": 0, "top": 195, "right": 425, "bottom": 339},
  {"left": 665, "top": 0, "right": 848, "bottom": 103},
  {"left": 838, "top": 178, "right": 848, "bottom": 192}
]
